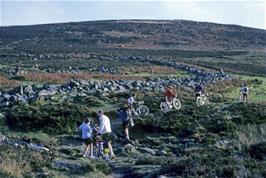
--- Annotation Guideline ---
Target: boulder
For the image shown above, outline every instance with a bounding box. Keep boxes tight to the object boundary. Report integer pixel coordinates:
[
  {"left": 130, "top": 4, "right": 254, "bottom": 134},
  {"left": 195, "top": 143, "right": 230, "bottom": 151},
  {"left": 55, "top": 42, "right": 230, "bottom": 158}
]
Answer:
[
  {"left": 137, "top": 147, "right": 157, "bottom": 155},
  {"left": 69, "top": 80, "right": 80, "bottom": 87},
  {"left": 123, "top": 144, "right": 138, "bottom": 154},
  {"left": 38, "top": 88, "right": 57, "bottom": 97},
  {"left": 51, "top": 160, "right": 82, "bottom": 171},
  {"left": 78, "top": 79, "right": 89, "bottom": 86}
]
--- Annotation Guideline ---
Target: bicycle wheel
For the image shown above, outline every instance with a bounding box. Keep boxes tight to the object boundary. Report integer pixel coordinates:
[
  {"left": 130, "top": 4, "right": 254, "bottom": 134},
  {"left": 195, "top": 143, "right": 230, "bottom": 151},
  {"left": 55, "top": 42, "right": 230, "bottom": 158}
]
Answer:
[
  {"left": 201, "top": 96, "right": 209, "bottom": 105},
  {"left": 136, "top": 105, "right": 149, "bottom": 116},
  {"left": 160, "top": 102, "right": 171, "bottom": 113},
  {"left": 172, "top": 98, "right": 181, "bottom": 110},
  {"left": 196, "top": 97, "right": 201, "bottom": 106}
]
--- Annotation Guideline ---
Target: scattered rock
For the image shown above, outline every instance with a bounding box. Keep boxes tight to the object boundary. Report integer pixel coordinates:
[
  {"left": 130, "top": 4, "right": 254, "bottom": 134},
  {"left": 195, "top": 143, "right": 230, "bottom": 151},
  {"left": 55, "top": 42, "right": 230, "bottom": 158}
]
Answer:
[
  {"left": 51, "top": 160, "right": 82, "bottom": 171},
  {"left": 123, "top": 144, "right": 138, "bottom": 154},
  {"left": 137, "top": 147, "right": 157, "bottom": 155}
]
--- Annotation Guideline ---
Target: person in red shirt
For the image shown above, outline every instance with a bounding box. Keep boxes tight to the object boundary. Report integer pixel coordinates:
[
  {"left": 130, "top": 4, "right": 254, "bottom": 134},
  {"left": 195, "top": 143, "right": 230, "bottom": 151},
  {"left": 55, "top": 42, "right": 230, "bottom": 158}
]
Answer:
[{"left": 164, "top": 86, "right": 176, "bottom": 105}]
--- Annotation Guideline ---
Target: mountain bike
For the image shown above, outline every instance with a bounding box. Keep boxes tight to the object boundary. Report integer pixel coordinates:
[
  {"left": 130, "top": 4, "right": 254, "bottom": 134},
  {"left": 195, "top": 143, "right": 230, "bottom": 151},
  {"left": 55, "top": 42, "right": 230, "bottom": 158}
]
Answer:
[
  {"left": 135, "top": 101, "right": 149, "bottom": 116},
  {"left": 160, "top": 97, "right": 181, "bottom": 113},
  {"left": 196, "top": 93, "right": 209, "bottom": 106}
]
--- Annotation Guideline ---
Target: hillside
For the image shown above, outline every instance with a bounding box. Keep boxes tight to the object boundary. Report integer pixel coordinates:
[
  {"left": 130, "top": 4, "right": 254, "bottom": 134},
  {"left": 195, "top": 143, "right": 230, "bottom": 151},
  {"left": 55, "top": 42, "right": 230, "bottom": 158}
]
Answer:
[
  {"left": 0, "top": 20, "right": 266, "bottom": 177},
  {"left": 1, "top": 20, "right": 266, "bottom": 52},
  {"left": 0, "top": 20, "right": 266, "bottom": 78}
]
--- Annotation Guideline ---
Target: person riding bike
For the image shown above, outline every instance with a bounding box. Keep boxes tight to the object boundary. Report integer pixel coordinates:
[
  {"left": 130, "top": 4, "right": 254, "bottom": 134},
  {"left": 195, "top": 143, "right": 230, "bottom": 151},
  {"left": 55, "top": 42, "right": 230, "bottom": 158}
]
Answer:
[
  {"left": 164, "top": 86, "right": 176, "bottom": 107},
  {"left": 240, "top": 84, "right": 249, "bottom": 102},
  {"left": 194, "top": 83, "right": 205, "bottom": 99}
]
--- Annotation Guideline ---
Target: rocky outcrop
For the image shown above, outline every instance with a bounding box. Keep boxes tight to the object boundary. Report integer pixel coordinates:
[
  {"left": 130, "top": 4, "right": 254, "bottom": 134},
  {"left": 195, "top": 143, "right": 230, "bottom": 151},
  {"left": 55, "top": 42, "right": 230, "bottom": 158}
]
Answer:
[{"left": 0, "top": 63, "right": 231, "bottom": 107}]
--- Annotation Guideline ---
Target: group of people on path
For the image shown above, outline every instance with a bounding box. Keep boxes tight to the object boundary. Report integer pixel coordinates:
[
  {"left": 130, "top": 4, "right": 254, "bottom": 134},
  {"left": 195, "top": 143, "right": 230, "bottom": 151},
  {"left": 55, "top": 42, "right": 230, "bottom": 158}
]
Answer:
[
  {"left": 78, "top": 82, "right": 249, "bottom": 160},
  {"left": 79, "top": 110, "right": 115, "bottom": 160}
]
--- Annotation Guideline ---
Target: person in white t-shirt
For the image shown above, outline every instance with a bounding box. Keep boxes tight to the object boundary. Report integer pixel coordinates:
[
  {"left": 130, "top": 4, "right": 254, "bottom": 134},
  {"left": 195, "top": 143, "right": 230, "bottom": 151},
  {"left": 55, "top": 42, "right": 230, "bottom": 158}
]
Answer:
[
  {"left": 98, "top": 110, "right": 115, "bottom": 158},
  {"left": 79, "top": 118, "right": 93, "bottom": 158}
]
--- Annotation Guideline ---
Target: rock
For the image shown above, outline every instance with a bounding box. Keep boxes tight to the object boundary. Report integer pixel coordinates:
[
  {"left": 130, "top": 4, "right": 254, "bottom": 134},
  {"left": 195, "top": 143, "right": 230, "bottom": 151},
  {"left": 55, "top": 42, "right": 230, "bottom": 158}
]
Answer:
[
  {"left": 78, "top": 79, "right": 89, "bottom": 86},
  {"left": 157, "top": 176, "right": 168, "bottom": 178},
  {"left": 69, "top": 80, "right": 80, "bottom": 87},
  {"left": 137, "top": 147, "right": 157, "bottom": 155},
  {"left": 38, "top": 88, "right": 57, "bottom": 97},
  {"left": 123, "top": 144, "right": 138, "bottom": 154},
  {"left": 0, "top": 132, "right": 6, "bottom": 142},
  {"left": 103, "top": 87, "right": 109, "bottom": 92},
  {"left": 159, "top": 150, "right": 167, "bottom": 156},
  {"left": 2, "top": 93, "right": 11, "bottom": 100},
  {"left": 51, "top": 160, "right": 82, "bottom": 171}
]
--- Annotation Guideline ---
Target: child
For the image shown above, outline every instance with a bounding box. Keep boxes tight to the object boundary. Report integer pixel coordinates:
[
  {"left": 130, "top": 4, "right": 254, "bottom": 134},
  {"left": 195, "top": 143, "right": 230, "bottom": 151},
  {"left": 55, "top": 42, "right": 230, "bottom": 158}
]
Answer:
[{"left": 79, "top": 118, "right": 94, "bottom": 158}]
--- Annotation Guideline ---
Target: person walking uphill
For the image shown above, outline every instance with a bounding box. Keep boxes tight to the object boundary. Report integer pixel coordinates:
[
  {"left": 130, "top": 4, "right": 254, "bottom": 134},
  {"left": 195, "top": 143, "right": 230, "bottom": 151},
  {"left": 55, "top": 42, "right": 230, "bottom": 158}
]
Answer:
[
  {"left": 97, "top": 110, "right": 115, "bottom": 158},
  {"left": 118, "top": 106, "right": 136, "bottom": 140},
  {"left": 79, "top": 118, "right": 94, "bottom": 158}
]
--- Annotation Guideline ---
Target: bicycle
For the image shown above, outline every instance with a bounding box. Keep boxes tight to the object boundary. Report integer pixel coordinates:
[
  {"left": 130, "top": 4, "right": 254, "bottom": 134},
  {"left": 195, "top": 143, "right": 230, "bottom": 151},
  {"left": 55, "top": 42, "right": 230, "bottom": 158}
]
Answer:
[
  {"left": 93, "top": 134, "right": 110, "bottom": 160},
  {"left": 160, "top": 97, "right": 181, "bottom": 113},
  {"left": 135, "top": 101, "right": 149, "bottom": 116},
  {"left": 196, "top": 93, "right": 209, "bottom": 106}
]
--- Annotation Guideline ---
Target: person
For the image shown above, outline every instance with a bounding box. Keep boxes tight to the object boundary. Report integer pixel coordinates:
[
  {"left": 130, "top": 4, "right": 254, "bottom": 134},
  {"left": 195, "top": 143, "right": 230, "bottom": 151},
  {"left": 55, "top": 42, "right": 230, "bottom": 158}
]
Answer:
[
  {"left": 164, "top": 86, "right": 176, "bottom": 107},
  {"left": 97, "top": 110, "right": 115, "bottom": 158},
  {"left": 194, "top": 83, "right": 205, "bottom": 99},
  {"left": 117, "top": 106, "right": 135, "bottom": 140},
  {"left": 79, "top": 118, "right": 94, "bottom": 158},
  {"left": 127, "top": 93, "right": 139, "bottom": 116},
  {"left": 127, "top": 93, "right": 137, "bottom": 107},
  {"left": 240, "top": 84, "right": 249, "bottom": 102},
  {"left": 220, "top": 68, "right": 225, "bottom": 76}
]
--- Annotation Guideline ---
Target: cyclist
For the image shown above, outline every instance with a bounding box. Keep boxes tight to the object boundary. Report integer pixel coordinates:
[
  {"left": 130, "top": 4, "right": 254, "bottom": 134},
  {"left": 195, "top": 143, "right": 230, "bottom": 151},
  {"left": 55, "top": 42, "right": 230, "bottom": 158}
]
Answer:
[
  {"left": 194, "top": 83, "right": 205, "bottom": 99},
  {"left": 164, "top": 86, "right": 176, "bottom": 107}
]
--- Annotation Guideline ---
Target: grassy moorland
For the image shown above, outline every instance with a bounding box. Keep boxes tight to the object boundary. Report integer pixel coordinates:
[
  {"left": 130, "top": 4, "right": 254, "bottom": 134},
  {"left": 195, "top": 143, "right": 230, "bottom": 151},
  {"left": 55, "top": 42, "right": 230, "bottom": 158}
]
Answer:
[{"left": 0, "top": 20, "right": 266, "bottom": 177}]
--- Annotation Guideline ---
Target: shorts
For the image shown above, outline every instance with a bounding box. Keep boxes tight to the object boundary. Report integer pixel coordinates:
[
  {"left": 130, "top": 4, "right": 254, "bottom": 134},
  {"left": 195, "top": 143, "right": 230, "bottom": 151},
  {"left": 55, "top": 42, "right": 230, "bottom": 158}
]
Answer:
[
  {"left": 122, "top": 120, "right": 130, "bottom": 129},
  {"left": 242, "top": 93, "right": 248, "bottom": 97},
  {"left": 195, "top": 92, "right": 201, "bottom": 97},
  {"left": 83, "top": 138, "right": 92, "bottom": 146}
]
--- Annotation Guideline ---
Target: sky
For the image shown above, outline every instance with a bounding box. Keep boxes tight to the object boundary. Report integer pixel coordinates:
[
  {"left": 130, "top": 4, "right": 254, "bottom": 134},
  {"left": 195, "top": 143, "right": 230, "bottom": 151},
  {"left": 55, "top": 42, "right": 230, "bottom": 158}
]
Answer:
[{"left": 1, "top": 0, "right": 265, "bottom": 29}]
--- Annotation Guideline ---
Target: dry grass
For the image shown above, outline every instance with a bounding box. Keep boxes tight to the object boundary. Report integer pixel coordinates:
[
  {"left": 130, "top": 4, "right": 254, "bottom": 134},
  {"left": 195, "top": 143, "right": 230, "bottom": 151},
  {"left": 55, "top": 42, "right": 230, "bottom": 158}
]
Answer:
[
  {"left": 0, "top": 76, "right": 20, "bottom": 89},
  {"left": 20, "top": 72, "right": 147, "bottom": 84},
  {"left": 206, "top": 79, "right": 243, "bottom": 93},
  {"left": 122, "top": 65, "right": 176, "bottom": 75},
  {"left": 0, "top": 144, "right": 48, "bottom": 177}
]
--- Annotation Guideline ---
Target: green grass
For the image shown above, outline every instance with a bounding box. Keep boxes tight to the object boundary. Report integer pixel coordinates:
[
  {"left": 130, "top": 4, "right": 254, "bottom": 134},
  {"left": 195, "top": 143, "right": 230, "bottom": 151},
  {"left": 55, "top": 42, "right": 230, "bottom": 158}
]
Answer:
[
  {"left": 4, "top": 130, "right": 58, "bottom": 145},
  {"left": 227, "top": 75, "right": 266, "bottom": 102}
]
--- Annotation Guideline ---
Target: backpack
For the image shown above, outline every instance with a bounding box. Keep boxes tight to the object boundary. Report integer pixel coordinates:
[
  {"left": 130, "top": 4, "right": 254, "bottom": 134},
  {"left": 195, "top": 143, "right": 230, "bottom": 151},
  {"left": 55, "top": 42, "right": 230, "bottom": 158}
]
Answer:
[
  {"left": 118, "top": 110, "right": 128, "bottom": 122},
  {"left": 243, "top": 87, "right": 248, "bottom": 93}
]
